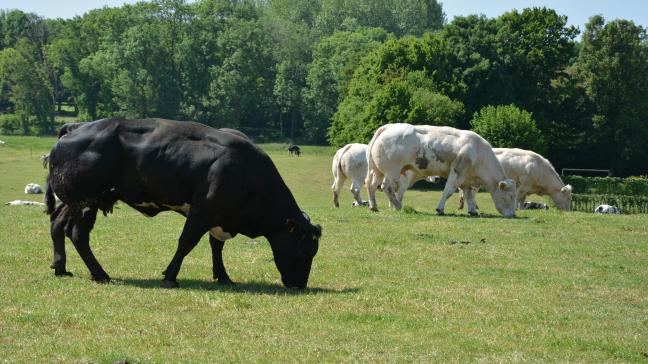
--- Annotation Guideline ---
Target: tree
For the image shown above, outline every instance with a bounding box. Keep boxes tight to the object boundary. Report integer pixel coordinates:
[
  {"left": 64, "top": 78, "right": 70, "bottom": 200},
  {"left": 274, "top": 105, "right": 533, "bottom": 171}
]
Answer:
[
  {"left": 577, "top": 16, "right": 648, "bottom": 175},
  {"left": 0, "top": 39, "right": 54, "bottom": 134},
  {"left": 470, "top": 104, "right": 544, "bottom": 153},
  {"left": 302, "top": 27, "right": 391, "bottom": 144}
]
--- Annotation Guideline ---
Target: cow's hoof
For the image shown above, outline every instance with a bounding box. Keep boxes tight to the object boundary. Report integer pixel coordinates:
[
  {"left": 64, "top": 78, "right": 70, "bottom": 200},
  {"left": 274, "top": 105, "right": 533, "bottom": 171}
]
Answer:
[
  {"left": 369, "top": 207, "right": 379, "bottom": 212},
  {"left": 161, "top": 279, "right": 179, "bottom": 288},
  {"left": 91, "top": 275, "right": 111, "bottom": 284},
  {"left": 54, "top": 271, "right": 73, "bottom": 277},
  {"left": 468, "top": 211, "right": 480, "bottom": 217},
  {"left": 436, "top": 208, "right": 445, "bottom": 215},
  {"left": 216, "top": 277, "right": 235, "bottom": 285}
]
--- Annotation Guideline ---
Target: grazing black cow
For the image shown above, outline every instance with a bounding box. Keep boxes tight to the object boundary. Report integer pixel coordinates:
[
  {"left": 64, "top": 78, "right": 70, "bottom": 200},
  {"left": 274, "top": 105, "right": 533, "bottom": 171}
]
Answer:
[
  {"left": 45, "top": 118, "right": 322, "bottom": 288},
  {"left": 287, "top": 144, "right": 301, "bottom": 156}
]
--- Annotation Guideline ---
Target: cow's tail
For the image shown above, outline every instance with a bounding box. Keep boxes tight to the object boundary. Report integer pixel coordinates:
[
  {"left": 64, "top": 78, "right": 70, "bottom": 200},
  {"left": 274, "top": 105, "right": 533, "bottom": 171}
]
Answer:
[
  {"left": 44, "top": 175, "right": 56, "bottom": 215},
  {"left": 365, "top": 125, "right": 388, "bottom": 186},
  {"left": 332, "top": 144, "right": 352, "bottom": 190}
]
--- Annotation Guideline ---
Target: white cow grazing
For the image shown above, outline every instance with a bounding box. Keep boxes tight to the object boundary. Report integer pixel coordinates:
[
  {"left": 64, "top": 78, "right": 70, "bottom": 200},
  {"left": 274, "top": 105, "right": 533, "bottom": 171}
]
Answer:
[
  {"left": 332, "top": 143, "right": 369, "bottom": 207},
  {"left": 493, "top": 148, "right": 572, "bottom": 211},
  {"left": 331, "top": 143, "right": 426, "bottom": 208},
  {"left": 5, "top": 200, "right": 45, "bottom": 206},
  {"left": 24, "top": 183, "right": 43, "bottom": 194},
  {"left": 366, "top": 123, "right": 516, "bottom": 217},
  {"left": 594, "top": 204, "right": 620, "bottom": 214}
]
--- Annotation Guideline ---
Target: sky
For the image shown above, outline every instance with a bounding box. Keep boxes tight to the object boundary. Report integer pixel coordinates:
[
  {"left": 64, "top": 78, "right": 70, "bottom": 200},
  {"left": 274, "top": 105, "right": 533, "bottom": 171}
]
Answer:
[{"left": 1, "top": 0, "right": 647, "bottom": 34}]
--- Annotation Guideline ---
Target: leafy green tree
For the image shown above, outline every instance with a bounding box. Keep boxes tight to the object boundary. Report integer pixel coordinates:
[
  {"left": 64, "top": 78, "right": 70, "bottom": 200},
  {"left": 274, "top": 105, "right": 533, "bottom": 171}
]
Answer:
[
  {"left": 0, "top": 42, "right": 53, "bottom": 134},
  {"left": 302, "top": 27, "right": 390, "bottom": 144},
  {"left": 470, "top": 104, "right": 544, "bottom": 153},
  {"left": 315, "top": 0, "right": 444, "bottom": 37},
  {"left": 206, "top": 18, "right": 275, "bottom": 133},
  {"left": 577, "top": 16, "right": 648, "bottom": 175}
]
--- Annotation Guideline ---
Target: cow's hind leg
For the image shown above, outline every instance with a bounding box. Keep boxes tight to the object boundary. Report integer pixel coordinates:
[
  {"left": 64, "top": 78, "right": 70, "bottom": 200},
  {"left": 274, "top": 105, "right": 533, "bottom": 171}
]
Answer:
[
  {"left": 367, "top": 170, "right": 383, "bottom": 212},
  {"left": 162, "top": 215, "right": 208, "bottom": 288},
  {"left": 462, "top": 186, "right": 479, "bottom": 216},
  {"left": 49, "top": 204, "right": 72, "bottom": 277},
  {"left": 332, "top": 174, "right": 346, "bottom": 208},
  {"left": 209, "top": 235, "right": 233, "bottom": 285},
  {"left": 382, "top": 172, "right": 402, "bottom": 210},
  {"left": 70, "top": 207, "right": 110, "bottom": 282}
]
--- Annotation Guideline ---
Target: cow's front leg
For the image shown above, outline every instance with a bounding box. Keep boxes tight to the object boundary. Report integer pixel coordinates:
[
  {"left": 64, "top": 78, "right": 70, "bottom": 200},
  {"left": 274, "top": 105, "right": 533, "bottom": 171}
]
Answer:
[
  {"left": 70, "top": 208, "right": 109, "bottom": 283},
  {"left": 162, "top": 216, "right": 207, "bottom": 288},
  {"left": 209, "top": 235, "right": 233, "bottom": 285},
  {"left": 436, "top": 170, "right": 460, "bottom": 215},
  {"left": 367, "top": 170, "right": 383, "bottom": 212}
]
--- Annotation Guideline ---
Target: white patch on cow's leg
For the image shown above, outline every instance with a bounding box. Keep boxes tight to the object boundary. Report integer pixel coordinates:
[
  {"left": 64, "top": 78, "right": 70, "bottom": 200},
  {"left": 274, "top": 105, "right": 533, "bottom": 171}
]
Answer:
[{"left": 210, "top": 226, "right": 233, "bottom": 241}]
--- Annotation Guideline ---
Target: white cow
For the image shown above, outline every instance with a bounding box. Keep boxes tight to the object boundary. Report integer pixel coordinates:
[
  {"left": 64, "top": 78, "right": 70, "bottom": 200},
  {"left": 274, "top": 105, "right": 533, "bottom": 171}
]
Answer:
[
  {"left": 492, "top": 148, "right": 572, "bottom": 211},
  {"left": 332, "top": 143, "right": 428, "bottom": 208},
  {"left": 5, "top": 200, "right": 45, "bottom": 206},
  {"left": 594, "top": 204, "right": 620, "bottom": 214},
  {"left": 332, "top": 143, "right": 369, "bottom": 207},
  {"left": 24, "top": 183, "right": 43, "bottom": 194},
  {"left": 366, "top": 123, "right": 516, "bottom": 217}
]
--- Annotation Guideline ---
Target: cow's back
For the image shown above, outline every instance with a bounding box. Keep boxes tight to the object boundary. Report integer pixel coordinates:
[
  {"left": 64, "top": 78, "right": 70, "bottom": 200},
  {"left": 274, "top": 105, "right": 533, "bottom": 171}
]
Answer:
[{"left": 48, "top": 119, "right": 268, "bottom": 213}]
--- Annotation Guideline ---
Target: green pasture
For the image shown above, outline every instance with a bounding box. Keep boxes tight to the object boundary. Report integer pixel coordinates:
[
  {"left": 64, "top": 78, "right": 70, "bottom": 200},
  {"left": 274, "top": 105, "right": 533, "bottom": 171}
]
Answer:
[{"left": 0, "top": 135, "right": 647, "bottom": 362}]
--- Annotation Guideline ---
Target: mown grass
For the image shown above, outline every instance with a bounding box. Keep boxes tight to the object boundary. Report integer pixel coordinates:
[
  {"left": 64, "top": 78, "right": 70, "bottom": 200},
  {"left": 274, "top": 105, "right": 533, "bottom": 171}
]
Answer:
[{"left": 1, "top": 135, "right": 647, "bottom": 362}]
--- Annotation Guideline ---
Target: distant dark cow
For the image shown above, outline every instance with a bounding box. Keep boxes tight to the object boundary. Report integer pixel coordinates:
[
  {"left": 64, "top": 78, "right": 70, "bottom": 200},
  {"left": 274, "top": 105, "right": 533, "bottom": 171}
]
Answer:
[
  {"left": 522, "top": 201, "right": 549, "bottom": 210},
  {"left": 45, "top": 118, "right": 321, "bottom": 288},
  {"left": 288, "top": 144, "right": 301, "bottom": 156}
]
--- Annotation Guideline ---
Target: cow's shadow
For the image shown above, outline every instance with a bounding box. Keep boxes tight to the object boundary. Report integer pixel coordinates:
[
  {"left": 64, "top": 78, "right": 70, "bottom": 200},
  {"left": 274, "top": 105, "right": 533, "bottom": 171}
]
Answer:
[
  {"left": 118, "top": 278, "right": 359, "bottom": 295},
  {"left": 400, "top": 210, "right": 529, "bottom": 219}
]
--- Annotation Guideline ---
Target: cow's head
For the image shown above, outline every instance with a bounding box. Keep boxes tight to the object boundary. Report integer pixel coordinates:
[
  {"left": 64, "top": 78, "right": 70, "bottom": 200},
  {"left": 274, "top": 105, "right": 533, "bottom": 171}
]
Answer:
[
  {"left": 268, "top": 213, "right": 322, "bottom": 289},
  {"left": 491, "top": 179, "right": 517, "bottom": 217},
  {"left": 551, "top": 184, "right": 572, "bottom": 211}
]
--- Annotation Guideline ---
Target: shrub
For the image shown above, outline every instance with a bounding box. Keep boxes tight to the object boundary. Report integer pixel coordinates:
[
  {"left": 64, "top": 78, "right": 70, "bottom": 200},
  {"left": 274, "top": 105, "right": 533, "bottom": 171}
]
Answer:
[
  {"left": 563, "top": 176, "right": 648, "bottom": 196},
  {"left": 0, "top": 114, "right": 21, "bottom": 135},
  {"left": 470, "top": 104, "right": 544, "bottom": 153}
]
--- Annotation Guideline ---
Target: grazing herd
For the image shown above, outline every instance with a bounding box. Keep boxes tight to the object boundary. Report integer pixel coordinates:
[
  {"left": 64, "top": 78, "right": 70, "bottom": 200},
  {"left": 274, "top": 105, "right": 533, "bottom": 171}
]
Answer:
[
  {"left": 7, "top": 119, "right": 622, "bottom": 289},
  {"left": 332, "top": 123, "right": 575, "bottom": 217}
]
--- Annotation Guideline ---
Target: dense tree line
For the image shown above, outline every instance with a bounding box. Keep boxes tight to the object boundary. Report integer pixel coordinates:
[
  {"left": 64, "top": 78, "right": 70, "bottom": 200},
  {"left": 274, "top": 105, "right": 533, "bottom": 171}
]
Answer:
[{"left": 0, "top": 1, "right": 647, "bottom": 175}]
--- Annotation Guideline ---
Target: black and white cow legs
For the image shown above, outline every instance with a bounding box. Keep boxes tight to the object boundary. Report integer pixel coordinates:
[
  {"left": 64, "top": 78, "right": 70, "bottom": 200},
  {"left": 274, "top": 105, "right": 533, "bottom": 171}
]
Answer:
[
  {"left": 209, "top": 235, "right": 233, "bottom": 285},
  {"left": 70, "top": 207, "right": 110, "bottom": 283},
  {"left": 162, "top": 215, "right": 207, "bottom": 288}
]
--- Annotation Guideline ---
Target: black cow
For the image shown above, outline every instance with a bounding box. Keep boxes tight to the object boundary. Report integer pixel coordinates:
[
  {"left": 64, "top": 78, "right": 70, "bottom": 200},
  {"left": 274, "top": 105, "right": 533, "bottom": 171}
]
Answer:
[
  {"left": 45, "top": 118, "right": 321, "bottom": 288},
  {"left": 287, "top": 144, "right": 301, "bottom": 156}
]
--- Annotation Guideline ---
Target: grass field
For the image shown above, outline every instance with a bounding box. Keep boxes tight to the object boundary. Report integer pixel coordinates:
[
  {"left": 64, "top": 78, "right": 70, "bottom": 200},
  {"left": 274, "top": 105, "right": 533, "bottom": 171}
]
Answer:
[{"left": 1, "top": 135, "right": 647, "bottom": 362}]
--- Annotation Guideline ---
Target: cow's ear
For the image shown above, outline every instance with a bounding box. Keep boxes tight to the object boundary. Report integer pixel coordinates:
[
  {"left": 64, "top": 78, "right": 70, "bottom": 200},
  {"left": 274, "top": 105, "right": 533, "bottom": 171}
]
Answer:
[
  {"left": 561, "top": 185, "right": 572, "bottom": 194},
  {"left": 498, "top": 179, "right": 514, "bottom": 191},
  {"left": 498, "top": 181, "right": 508, "bottom": 191},
  {"left": 286, "top": 218, "right": 299, "bottom": 233}
]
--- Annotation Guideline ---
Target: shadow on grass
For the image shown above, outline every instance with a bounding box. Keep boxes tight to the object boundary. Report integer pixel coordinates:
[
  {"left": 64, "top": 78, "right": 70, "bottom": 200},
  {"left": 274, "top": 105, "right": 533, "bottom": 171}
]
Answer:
[
  {"left": 399, "top": 209, "right": 528, "bottom": 220},
  {"left": 117, "top": 277, "right": 359, "bottom": 295}
]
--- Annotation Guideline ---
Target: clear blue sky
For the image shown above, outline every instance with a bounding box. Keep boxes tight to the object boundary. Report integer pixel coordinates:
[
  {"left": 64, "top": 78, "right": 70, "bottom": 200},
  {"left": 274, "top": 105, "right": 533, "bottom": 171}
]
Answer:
[{"left": 2, "top": 0, "right": 647, "bottom": 33}]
